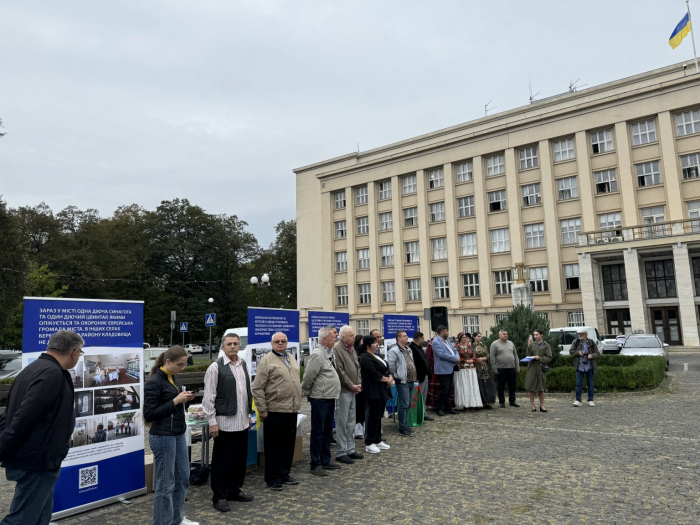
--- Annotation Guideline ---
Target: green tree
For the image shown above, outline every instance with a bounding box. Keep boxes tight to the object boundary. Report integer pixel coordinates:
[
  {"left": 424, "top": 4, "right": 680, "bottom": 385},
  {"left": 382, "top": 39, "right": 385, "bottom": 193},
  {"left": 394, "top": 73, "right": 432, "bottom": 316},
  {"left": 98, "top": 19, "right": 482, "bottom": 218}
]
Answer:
[
  {"left": 253, "top": 220, "right": 297, "bottom": 310},
  {"left": 0, "top": 197, "right": 29, "bottom": 345},
  {"left": 483, "top": 304, "right": 562, "bottom": 365}
]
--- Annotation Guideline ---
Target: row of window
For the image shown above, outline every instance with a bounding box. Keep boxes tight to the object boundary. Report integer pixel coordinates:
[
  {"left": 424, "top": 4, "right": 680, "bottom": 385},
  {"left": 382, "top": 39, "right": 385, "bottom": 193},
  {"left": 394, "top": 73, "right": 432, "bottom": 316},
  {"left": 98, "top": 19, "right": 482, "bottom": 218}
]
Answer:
[{"left": 335, "top": 263, "right": 581, "bottom": 305}]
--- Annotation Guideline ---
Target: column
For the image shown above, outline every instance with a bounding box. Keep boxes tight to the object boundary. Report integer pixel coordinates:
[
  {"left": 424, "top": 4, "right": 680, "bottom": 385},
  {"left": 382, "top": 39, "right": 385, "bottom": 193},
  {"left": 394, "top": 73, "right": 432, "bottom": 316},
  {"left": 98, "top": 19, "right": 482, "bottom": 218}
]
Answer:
[
  {"left": 391, "top": 175, "right": 405, "bottom": 312},
  {"left": 345, "top": 186, "right": 357, "bottom": 315},
  {"left": 673, "top": 243, "right": 700, "bottom": 346},
  {"left": 575, "top": 131, "right": 596, "bottom": 232},
  {"left": 416, "top": 169, "right": 432, "bottom": 309},
  {"left": 505, "top": 148, "right": 524, "bottom": 264},
  {"left": 473, "top": 156, "right": 492, "bottom": 307},
  {"left": 538, "top": 139, "right": 563, "bottom": 305},
  {"left": 623, "top": 248, "right": 648, "bottom": 333},
  {"left": 578, "top": 253, "right": 604, "bottom": 329},
  {"left": 443, "top": 162, "right": 461, "bottom": 309},
  {"left": 367, "top": 182, "right": 380, "bottom": 313},
  {"left": 657, "top": 111, "right": 684, "bottom": 221},
  {"left": 613, "top": 121, "right": 638, "bottom": 227},
  {"left": 321, "top": 193, "right": 334, "bottom": 310}
]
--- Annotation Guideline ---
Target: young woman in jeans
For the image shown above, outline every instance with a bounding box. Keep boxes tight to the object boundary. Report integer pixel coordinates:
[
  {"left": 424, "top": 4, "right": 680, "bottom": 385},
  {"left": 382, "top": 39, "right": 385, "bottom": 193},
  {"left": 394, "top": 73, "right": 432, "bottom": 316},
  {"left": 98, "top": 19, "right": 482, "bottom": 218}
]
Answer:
[{"left": 144, "top": 346, "right": 199, "bottom": 525}]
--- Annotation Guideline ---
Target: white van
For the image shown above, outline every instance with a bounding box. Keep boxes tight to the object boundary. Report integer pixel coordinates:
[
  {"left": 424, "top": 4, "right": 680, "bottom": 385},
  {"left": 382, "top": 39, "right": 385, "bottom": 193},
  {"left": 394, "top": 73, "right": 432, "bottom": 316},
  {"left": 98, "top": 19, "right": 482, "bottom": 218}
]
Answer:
[
  {"left": 549, "top": 326, "right": 603, "bottom": 354},
  {"left": 143, "top": 347, "right": 169, "bottom": 376},
  {"left": 217, "top": 327, "right": 249, "bottom": 363}
]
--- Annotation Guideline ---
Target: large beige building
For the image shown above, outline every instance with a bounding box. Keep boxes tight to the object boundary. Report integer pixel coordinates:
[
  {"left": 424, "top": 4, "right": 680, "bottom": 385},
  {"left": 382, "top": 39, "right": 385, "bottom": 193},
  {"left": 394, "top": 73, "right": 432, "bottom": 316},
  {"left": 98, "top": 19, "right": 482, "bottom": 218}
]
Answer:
[{"left": 295, "top": 61, "right": 700, "bottom": 347}]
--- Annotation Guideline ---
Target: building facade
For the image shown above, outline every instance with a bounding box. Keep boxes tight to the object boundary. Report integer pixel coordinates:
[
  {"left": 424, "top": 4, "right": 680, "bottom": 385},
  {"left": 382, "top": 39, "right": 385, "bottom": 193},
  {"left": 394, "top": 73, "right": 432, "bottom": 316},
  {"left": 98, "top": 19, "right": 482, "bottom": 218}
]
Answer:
[{"left": 295, "top": 62, "right": 700, "bottom": 347}]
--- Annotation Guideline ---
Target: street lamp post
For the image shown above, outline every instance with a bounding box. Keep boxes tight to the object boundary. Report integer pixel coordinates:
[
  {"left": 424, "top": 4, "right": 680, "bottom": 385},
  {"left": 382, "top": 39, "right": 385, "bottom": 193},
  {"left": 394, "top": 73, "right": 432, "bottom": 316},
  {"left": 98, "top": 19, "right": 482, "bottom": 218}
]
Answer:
[
  {"left": 208, "top": 297, "right": 214, "bottom": 361},
  {"left": 250, "top": 273, "right": 271, "bottom": 305}
]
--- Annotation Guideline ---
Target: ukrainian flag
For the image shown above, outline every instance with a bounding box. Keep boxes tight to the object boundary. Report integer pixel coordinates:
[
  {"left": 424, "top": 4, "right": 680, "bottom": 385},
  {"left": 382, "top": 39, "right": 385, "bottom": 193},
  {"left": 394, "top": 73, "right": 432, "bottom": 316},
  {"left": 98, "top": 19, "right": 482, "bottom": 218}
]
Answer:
[{"left": 669, "top": 12, "right": 691, "bottom": 49}]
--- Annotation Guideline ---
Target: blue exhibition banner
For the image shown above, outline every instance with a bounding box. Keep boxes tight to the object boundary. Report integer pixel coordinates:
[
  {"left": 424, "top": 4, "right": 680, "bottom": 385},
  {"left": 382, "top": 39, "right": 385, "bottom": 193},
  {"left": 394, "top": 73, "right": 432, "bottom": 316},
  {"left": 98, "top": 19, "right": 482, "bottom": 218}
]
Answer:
[
  {"left": 308, "top": 310, "right": 350, "bottom": 337},
  {"left": 21, "top": 297, "right": 146, "bottom": 520},
  {"left": 383, "top": 314, "right": 419, "bottom": 339},
  {"left": 247, "top": 307, "right": 300, "bottom": 376}
]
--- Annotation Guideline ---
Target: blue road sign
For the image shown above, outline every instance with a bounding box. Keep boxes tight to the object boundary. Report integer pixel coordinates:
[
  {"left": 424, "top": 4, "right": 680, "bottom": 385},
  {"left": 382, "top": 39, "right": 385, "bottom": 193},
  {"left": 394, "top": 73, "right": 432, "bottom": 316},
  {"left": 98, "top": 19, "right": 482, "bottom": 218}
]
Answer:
[
  {"left": 179, "top": 322, "right": 188, "bottom": 332},
  {"left": 205, "top": 313, "right": 216, "bottom": 327}
]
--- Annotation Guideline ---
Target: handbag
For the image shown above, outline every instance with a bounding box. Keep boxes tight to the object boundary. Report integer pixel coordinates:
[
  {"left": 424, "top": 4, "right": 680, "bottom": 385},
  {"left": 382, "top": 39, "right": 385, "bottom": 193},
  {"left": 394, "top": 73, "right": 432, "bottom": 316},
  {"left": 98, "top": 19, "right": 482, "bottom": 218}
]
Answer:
[{"left": 541, "top": 364, "right": 549, "bottom": 373}]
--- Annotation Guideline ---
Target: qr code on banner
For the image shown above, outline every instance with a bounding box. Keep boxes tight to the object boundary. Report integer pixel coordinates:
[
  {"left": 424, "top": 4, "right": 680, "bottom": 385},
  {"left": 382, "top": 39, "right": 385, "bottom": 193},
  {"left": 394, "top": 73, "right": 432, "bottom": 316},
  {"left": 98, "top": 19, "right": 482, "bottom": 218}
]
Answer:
[{"left": 79, "top": 465, "right": 98, "bottom": 489}]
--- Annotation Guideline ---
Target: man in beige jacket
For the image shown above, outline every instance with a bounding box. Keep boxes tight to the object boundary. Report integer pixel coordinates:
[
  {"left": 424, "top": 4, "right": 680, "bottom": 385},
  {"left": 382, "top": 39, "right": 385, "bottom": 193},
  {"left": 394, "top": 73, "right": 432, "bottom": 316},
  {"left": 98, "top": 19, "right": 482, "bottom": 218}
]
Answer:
[
  {"left": 252, "top": 332, "right": 302, "bottom": 491},
  {"left": 332, "top": 325, "right": 363, "bottom": 464}
]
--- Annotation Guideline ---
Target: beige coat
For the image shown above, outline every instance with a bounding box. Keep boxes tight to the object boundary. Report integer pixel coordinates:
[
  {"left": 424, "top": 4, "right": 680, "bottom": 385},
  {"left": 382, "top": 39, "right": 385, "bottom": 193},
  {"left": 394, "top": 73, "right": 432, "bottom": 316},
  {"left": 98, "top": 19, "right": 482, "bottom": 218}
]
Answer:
[
  {"left": 252, "top": 351, "right": 302, "bottom": 414},
  {"left": 332, "top": 340, "right": 361, "bottom": 393}
]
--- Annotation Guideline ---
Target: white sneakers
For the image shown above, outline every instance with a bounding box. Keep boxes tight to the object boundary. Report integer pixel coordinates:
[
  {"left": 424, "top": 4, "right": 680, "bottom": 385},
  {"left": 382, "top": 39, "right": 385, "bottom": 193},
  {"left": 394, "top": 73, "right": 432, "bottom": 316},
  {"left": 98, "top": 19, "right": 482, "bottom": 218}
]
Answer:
[
  {"left": 588, "top": 401, "right": 595, "bottom": 407},
  {"left": 376, "top": 441, "right": 390, "bottom": 450},
  {"left": 365, "top": 444, "right": 380, "bottom": 454},
  {"left": 180, "top": 518, "right": 199, "bottom": 525},
  {"left": 572, "top": 400, "right": 582, "bottom": 407}
]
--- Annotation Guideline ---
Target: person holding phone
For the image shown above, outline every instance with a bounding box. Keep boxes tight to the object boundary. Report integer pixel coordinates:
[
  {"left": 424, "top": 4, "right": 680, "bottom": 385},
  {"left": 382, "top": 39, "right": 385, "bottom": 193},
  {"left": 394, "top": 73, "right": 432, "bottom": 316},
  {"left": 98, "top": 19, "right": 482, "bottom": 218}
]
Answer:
[{"left": 144, "top": 347, "right": 199, "bottom": 525}]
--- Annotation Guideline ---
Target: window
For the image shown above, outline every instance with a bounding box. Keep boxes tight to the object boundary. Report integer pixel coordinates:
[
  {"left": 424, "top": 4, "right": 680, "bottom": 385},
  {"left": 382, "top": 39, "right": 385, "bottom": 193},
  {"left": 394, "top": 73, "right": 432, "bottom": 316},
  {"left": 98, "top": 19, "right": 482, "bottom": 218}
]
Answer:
[
  {"left": 335, "top": 251, "right": 347, "bottom": 272},
  {"left": 335, "top": 220, "right": 347, "bottom": 238},
  {"left": 427, "top": 168, "right": 444, "bottom": 189},
  {"left": 463, "top": 315, "right": 479, "bottom": 334},
  {"left": 494, "top": 270, "right": 512, "bottom": 295},
  {"left": 675, "top": 109, "right": 700, "bottom": 136},
  {"left": 458, "top": 196, "right": 475, "bottom": 217},
  {"left": 681, "top": 153, "right": 700, "bottom": 179},
  {"left": 595, "top": 169, "right": 618, "bottom": 194},
  {"left": 536, "top": 312, "right": 549, "bottom": 323},
  {"left": 355, "top": 185, "right": 368, "bottom": 205},
  {"left": 406, "top": 279, "right": 421, "bottom": 301},
  {"left": 380, "top": 245, "right": 394, "bottom": 267},
  {"left": 557, "top": 176, "right": 578, "bottom": 201},
  {"left": 378, "top": 180, "right": 392, "bottom": 200},
  {"left": 358, "top": 283, "right": 371, "bottom": 304},
  {"left": 692, "top": 258, "right": 700, "bottom": 294},
  {"left": 641, "top": 206, "right": 666, "bottom": 238},
  {"left": 404, "top": 207, "right": 418, "bottom": 227},
  {"left": 521, "top": 183, "right": 542, "bottom": 207},
  {"left": 402, "top": 174, "right": 417, "bottom": 194},
  {"left": 645, "top": 260, "right": 677, "bottom": 298},
  {"left": 553, "top": 138, "right": 575, "bottom": 162},
  {"left": 491, "top": 228, "right": 510, "bottom": 253},
  {"left": 357, "top": 248, "right": 370, "bottom": 269},
  {"left": 564, "top": 264, "right": 580, "bottom": 290},
  {"left": 462, "top": 273, "right": 480, "bottom": 297},
  {"left": 356, "top": 319, "right": 370, "bottom": 335},
  {"left": 688, "top": 201, "right": 700, "bottom": 232},
  {"left": 431, "top": 237, "right": 447, "bottom": 260},
  {"left": 494, "top": 313, "right": 509, "bottom": 325},
  {"left": 430, "top": 202, "right": 445, "bottom": 222},
  {"left": 488, "top": 190, "right": 507, "bottom": 212},
  {"left": 334, "top": 190, "right": 346, "bottom": 209},
  {"left": 560, "top": 217, "right": 581, "bottom": 245},
  {"left": 379, "top": 212, "right": 393, "bottom": 231},
  {"left": 433, "top": 276, "right": 450, "bottom": 299},
  {"left": 519, "top": 146, "right": 539, "bottom": 169},
  {"left": 602, "top": 264, "right": 627, "bottom": 301},
  {"left": 599, "top": 212, "right": 622, "bottom": 238},
  {"left": 567, "top": 311, "right": 585, "bottom": 326},
  {"left": 631, "top": 119, "right": 657, "bottom": 145},
  {"left": 460, "top": 233, "right": 477, "bottom": 256},
  {"left": 524, "top": 223, "right": 545, "bottom": 249},
  {"left": 456, "top": 161, "right": 473, "bottom": 183},
  {"left": 529, "top": 267, "right": 549, "bottom": 292},
  {"left": 405, "top": 241, "right": 420, "bottom": 263},
  {"left": 381, "top": 281, "right": 395, "bottom": 303},
  {"left": 486, "top": 154, "right": 505, "bottom": 176},
  {"left": 636, "top": 161, "right": 661, "bottom": 187},
  {"left": 356, "top": 216, "right": 369, "bottom": 235},
  {"left": 336, "top": 286, "right": 348, "bottom": 306},
  {"left": 591, "top": 129, "right": 614, "bottom": 154}
]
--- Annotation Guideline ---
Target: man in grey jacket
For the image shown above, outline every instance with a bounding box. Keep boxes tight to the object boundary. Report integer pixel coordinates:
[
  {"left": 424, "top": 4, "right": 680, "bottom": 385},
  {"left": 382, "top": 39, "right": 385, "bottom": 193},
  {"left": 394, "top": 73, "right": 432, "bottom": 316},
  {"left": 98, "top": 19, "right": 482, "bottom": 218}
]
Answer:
[
  {"left": 301, "top": 327, "right": 341, "bottom": 476},
  {"left": 332, "top": 325, "right": 364, "bottom": 464},
  {"left": 387, "top": 330, "right": 417, "bottom": 437}
]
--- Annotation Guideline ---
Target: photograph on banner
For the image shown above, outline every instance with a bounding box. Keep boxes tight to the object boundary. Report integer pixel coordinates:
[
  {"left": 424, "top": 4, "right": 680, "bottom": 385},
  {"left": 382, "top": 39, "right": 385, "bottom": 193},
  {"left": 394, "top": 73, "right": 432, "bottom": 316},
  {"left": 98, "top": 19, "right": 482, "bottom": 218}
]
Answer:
[
  {"left": 383, "top": 315, "right": 420, "bottom": 353},
  {"left": 247, "top": 307, "right": 300, "bottom": 377},
  {"left": 106, "top": 412, "right": 141, "bottom": 441},
  {"left": 84, "top": 352, "right": 141, "bottom": 387},
  {"left": 94, "top": 386, "right": 140, "bottom": 414},
  {"left": 71, "top": 417, "right": 108, "bottom": 448},
  {"left": 309, "top": 336, "right": 319, "bottom": 355}
]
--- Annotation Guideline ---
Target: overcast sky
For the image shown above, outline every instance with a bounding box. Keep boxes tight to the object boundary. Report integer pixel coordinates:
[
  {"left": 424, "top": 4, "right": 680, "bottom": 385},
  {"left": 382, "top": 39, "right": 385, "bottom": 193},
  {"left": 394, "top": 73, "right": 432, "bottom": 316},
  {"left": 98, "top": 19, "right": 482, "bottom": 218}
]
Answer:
[{"left": 0, "top": 1, "right": 694, "bottom": 246}]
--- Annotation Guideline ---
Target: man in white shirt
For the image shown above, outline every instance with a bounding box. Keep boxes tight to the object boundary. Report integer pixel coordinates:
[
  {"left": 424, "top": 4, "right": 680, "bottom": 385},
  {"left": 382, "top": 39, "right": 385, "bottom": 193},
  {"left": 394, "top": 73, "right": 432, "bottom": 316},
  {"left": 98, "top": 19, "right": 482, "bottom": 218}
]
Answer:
[{"left": 203, "top": 334, "right": 255, "bottom": 513}]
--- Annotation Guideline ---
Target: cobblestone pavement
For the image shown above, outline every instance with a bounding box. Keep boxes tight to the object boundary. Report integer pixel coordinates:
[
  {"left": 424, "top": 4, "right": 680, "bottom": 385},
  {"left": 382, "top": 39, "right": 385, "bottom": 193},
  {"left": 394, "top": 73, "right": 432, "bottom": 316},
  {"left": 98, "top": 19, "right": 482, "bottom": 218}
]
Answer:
[{"left": 2, "top": 355, "right": 700, "bottom": 524}]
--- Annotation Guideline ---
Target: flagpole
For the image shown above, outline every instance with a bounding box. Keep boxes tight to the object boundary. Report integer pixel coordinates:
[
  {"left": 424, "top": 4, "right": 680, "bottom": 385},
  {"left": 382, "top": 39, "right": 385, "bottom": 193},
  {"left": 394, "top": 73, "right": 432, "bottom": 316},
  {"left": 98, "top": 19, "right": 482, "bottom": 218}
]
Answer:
[{"left": 688, "top": 0, "right": 700, "bottom": 72}]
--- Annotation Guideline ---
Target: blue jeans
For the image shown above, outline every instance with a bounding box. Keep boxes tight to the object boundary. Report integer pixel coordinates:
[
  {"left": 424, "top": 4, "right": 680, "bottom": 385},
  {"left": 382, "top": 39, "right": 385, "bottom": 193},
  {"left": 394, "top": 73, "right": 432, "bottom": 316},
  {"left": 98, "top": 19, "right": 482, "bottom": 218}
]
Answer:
[
  {"left": 576, "top": 369, "right": 595, "bottom": 402},
  {"left": 309, "top": 398, "right": 335, "bottom": 469},
  {"left": 150, "top": 433, "right": 189, "bottom": 525},
  {"left": 1, "top": 467, "right": 60, "bottom": 525},
  {"left": 396, "top": 382, "right": 412, "bottom": 432}
]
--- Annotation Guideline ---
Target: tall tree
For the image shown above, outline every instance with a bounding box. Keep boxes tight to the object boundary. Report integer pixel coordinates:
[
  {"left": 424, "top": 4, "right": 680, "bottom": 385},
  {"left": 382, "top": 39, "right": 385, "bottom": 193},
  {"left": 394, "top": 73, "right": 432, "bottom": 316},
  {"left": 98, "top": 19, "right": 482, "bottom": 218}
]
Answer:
[{"left": 0, "top": 197, "right": 29, "bottom": 341}]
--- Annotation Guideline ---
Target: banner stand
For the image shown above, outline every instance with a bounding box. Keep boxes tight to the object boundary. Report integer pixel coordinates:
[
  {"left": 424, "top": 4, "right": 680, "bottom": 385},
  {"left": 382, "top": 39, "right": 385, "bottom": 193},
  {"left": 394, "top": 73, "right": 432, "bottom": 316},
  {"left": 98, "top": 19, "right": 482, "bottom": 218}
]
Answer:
[{"left": 51, "top": 487, "right": 146, "bottom": 520}]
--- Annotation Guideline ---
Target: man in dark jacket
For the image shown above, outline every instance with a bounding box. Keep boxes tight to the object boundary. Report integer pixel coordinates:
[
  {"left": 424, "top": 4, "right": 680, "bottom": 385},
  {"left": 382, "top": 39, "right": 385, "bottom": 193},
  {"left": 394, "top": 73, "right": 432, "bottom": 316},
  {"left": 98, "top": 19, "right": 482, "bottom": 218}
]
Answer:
[
  {"left": 409, "top": 332, "right": 433, "bottom": 421},
  {"left": 0, "top": 330, "right": 83, "bottom": 525}
]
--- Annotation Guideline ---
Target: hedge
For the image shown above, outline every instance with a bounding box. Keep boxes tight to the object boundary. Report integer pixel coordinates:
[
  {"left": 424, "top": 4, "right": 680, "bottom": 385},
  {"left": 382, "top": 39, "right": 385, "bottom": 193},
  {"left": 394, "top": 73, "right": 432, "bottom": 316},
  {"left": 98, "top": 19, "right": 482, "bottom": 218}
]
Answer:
[{"left": 516, "top": 355, "right": 667, "bottom": 392}]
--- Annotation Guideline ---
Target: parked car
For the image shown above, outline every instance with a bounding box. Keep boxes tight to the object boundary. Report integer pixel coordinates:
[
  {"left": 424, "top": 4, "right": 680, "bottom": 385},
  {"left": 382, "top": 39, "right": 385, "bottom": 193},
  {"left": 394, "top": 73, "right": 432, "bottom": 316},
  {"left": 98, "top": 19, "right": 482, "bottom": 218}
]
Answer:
[
  {"left": 300, "top": 342, "right": 310, "bottom": 367},
  {"left": 0, "top": 355, "right": 23, "bottom": 380},
  {"left": 600, "top": 334, "right": 622, "bottom": 354},
  {"left": 184, "top": 344, "right": 203, "bottom": 354},
  {"left": 620, "top": 334, "right": 670, "bottom": 370},
  {"left": 549, "top": 326, "right": 604, "bottom": 354}
]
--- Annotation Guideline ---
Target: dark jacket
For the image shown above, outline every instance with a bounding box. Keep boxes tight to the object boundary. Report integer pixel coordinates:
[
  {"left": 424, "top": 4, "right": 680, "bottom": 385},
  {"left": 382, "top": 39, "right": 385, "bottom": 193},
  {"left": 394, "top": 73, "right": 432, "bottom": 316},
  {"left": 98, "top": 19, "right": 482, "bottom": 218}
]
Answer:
[
  {"left": 569, "top": 338, "right": 601, "bottom": 373},
  {"left": 0, "top": 353, "right": 75, "bottom": 471},
  {"left": 409, "top": 341, "right": 431, "bottom": 383},
  {"left": 360, "top": 352, "right": 391, "bottom": 401},
  {"left": 144, "top": 369, "right": 186, "bottom": 436}
]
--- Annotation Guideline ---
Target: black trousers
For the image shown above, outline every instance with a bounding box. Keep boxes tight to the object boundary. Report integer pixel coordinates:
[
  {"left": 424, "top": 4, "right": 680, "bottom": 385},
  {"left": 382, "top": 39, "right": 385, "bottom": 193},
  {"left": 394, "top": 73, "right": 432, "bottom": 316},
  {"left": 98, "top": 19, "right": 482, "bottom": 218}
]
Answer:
[
  {"left": 309, "top": 398, "right": 335, "bottom": 469},
  {"left": 364, "top": 398, "right": 385, "bottom": 446},
  {"left": 497, "top": 368, "right": 517, "bottom": 405},
  {"left": 210, "top": 428, "right": 249, "bottom": 501},
  {"left": 437, "top": 373, "right": 454, "bottom": 410},
  {"left": 263, "top": 412, "right": 297, "bottom": 485}
]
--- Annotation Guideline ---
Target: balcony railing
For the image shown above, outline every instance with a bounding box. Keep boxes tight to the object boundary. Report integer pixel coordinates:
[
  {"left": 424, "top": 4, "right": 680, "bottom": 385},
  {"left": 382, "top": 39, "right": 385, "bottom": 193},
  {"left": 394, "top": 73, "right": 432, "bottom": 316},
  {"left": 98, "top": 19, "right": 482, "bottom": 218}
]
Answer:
[{"left": 579, "top": 218, "right": 700, "bottom": 247}]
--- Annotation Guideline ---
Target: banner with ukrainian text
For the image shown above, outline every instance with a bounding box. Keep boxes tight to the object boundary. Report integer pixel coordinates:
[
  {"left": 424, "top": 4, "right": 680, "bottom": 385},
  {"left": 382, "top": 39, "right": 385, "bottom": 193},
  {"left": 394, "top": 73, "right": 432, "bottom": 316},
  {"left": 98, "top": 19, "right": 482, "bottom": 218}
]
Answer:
[
  {"left": 247, "top": 307, "right": 300, "bottom": 377},
  {"left": 308, "top": 310, "right": 349, "bottom": 354},
  {"left": 383, "top": 314, "right": 419, "bottom": 353}
]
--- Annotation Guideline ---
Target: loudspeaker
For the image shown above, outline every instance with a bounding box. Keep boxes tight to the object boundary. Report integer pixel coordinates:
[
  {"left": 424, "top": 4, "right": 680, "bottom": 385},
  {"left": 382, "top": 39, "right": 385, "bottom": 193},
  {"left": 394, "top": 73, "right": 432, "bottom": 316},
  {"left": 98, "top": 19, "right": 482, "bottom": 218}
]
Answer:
[{"left": 430, "top": 306, "right": 448, "bottom": 332}]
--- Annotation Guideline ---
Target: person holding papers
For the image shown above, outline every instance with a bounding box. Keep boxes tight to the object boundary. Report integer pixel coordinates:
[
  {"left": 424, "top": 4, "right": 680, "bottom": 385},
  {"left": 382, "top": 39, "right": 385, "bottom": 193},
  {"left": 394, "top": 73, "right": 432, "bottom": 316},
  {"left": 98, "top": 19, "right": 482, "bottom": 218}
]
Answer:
[{"left": 523, "top": 329, "right": 552, "bottom": 413}]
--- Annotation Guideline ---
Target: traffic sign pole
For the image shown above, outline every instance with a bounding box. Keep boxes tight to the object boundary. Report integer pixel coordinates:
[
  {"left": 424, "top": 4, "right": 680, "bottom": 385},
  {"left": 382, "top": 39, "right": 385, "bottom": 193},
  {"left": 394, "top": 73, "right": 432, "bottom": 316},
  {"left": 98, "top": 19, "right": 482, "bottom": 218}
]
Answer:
[
  {"left": 205, "top": 313, "right": 216, "bottom": 361},
  {"left": 208, "top": 326, "right": 213, "bottom": 361}
]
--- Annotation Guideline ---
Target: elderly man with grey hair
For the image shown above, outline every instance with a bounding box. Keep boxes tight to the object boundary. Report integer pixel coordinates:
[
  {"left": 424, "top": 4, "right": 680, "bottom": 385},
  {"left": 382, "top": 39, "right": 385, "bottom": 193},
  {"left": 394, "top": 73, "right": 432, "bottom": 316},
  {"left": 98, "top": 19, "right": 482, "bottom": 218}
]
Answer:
[
  {"left": 301, "top": 326, "right": 341, "bottom": 476},
  {"left": 332, "top": 325, "right": 363, "bottom": 464}
]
